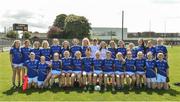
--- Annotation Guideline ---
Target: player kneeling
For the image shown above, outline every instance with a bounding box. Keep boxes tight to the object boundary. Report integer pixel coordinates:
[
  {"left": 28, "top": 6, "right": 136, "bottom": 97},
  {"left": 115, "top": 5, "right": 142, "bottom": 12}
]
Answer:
[
  {"left": 82, "top": 48, "right": 93, "bottom": 90},
  {"left": 125, "top": 51, "right": 136, "bottom": 90},
  {"left": 61, "top": 51, "right": 73, "bottom": 88},
  {"left": 146, "top": 52, "right": 156, "bottom": 89},
  {"left": 24, "top": 52, "right": 39, "bottom": 88},
  {"left": 156, "top": 53, "right": 169, "bottom": 90},
  {"left": 72, "top": 51, "right": 83, "bottom": 88},
  {"left": 114, "top": 52, "right": 125, "bottom": 89},
  {"left": 37, "top": 56, "right": 49, "bottom": 89},
  {"left": 135, "top": 51, "right": 146, "bottom": 88},
  {"left": 103, "top": 51, "right": 115, "bottom": 91},
  {"left": 93, "top": 51, "right": 103, "bottom": 90}
]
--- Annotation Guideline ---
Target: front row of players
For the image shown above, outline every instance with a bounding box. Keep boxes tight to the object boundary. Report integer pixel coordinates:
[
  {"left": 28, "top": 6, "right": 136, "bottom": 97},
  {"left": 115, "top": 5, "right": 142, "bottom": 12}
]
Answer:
[{"left": 25, "top": 48, "right": 169, "bottom": 91}]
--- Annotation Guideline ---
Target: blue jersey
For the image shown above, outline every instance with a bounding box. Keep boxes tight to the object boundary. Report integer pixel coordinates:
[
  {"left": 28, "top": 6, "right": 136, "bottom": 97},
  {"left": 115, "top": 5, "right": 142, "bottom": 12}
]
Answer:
[
  {"left": 51, "top": 60, "right": 61, "bottom": 71},
  {"left": 61, "top": 47, "right": 70, "bottom": 57},
  {"left": 40, "top": 48, "right": 51, "bottom": 61},
  {"left": 30, "top": 48, "right": 40, "bottom": 60},
  {"left": 10, "top": 47, "right": 22, "bottom": 64},
  {"left": 137, "top": 45, "right": 145, "bottom": 54},
  {"left": 70, "top": 45, "right": 82, "bottom": 57},
  {"left": 103, "top": 59, "right": 114, "bottom": 72},
  {"left": 145, "top": 59, "right": 156, "bottom": 78},
  {"left": 82, "top": 57, "right": 93, "bottom": 72},
  {"left": 21, "top": 47, "right": 31, "bottom": 63},
  {"left": 155, "top": 45, "right": 167, "bottom": 58},
  {"left": 24, "top": 60, "right": 39, "bottom": 78},
  {"left": 81, "top": 46, "right": 88, "bottom": 57},
  {"left": 38, "top": 63, "right": 48, "bottom": 81},
  {"left": 135, "top": 58, "right": 145, "bottom": 72},
  {"left": 125, "top": 58, "right": 135, "bottom": 72},
  {"left": 108, "top": 48, "right": 117, "bottom": 59},
  {"left": 93, "top": 59, "right": 103, "bottom": 71},
  {"left": 61, "top": 57, "right": 72, "bottom": 71},
  {"left": 72, "top": 58, "right": 82, "bottom": 71},
  {"left": 131, "top": 48, "right": 138, "bottom": 58},
  {"left": 117, "top": 48, "right": 126, "bottom": 57},
  {"left": 50, "top": 45, "right": 61, "bottom": 56},
  {"left": 114, "top": 59, "right": 124, "bottom": 72},
  {"left": 156, "top": 60, "right": 169, "bottom": 77},
  {"left": 146, "top": 47, "right": 156, "bottom": 57}
]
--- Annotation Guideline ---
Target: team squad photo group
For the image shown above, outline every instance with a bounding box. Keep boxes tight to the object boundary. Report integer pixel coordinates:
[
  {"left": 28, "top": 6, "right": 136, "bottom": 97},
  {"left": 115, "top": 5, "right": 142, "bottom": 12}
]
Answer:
[{"left": 9, "top": 37, "right": 169, "bottom": 92}]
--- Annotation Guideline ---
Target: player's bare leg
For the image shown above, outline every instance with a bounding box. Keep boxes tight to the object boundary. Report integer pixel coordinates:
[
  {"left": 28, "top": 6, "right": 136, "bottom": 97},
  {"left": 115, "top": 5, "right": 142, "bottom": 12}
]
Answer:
[
  {"left": 120, "top": 74, "right": 125, "bottom": 88},
  {"left": 104, "top": 74, "right": 107, "bottom": 91},
  {"left": 111, "top": 74, "right": 115, "bottom": 91},
  {"left": 17, "top": 68, "right": 21, "bottom": 87},
  {"left": 116, "top": 75, "right": 120, "bottom": 88},
  {"left": 136, "top": 74, "right": 140, "bottom": 88}
]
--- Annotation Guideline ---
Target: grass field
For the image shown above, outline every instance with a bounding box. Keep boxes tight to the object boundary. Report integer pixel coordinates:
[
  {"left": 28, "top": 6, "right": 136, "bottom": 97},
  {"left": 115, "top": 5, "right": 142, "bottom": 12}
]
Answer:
[{"left": 0, "top": 47, "right": 180, "bottom": 101}]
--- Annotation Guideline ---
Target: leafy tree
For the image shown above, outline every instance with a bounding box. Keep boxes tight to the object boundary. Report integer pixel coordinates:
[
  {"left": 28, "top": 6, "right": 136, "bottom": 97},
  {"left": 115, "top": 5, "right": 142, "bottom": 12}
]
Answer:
[
  {"left": 6, "top": 30, "right": 18, "bottom": 38},
  {"left": 47, "top": 26, "right": 64, "bottom": 38},
  {"left": 22, "top": 31, "right": 31, "bottom": 39},
  {"left": 53, "top": 14, "right": 67, "bottom": 29}
]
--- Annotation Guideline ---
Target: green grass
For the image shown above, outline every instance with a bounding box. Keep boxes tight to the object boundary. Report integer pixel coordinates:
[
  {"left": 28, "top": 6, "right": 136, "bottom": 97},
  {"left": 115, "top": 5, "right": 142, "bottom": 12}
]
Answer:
[{"left": 0, "top": 47, "right": 180, "bottom": 101}]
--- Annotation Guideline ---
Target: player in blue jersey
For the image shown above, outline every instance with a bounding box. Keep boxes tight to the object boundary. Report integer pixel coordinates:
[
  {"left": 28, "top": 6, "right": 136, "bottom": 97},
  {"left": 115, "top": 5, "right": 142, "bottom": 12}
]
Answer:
[
  {"left": 90, "top": 38, "right": 99, "bottom": 58},
  {"left": 117, "top": 40, "right": 126, "bottom": 58},
  {"left": 114, "top": 52, "right": 125, "bottom": 89},
  {"left": 71, "top": 51, "right": 83, "bottom": 87},
  {"left": 82, "top": 48, "right": 93, "bottom": 90},
  {"left": 103, "top": 51, "right": 115, "bottom": 91},
  {"left": 21, "top": 40, "right": 31, "bottom": 82},
  {"left": 155, "top": 38, "right": 168, "bottom": 60},
  {"left": 31, "top": 41, "right": 41, "bottom": 60},
  {"left": 70, "top": 38, "right": 82, "bottom": 57},
  {"left": 99, "top": 41, "right": 108, "bottom": 59},
  {"left": 50, "top": 38, "right": 61, "bottom": 58},
  {"left": 24, "top": 52, "right": 39, "bottom": 88},
  {"left": 37, "top": 56, "right": 49, "bottom": 88},
  {"left": 93, "top": 51, "right": 103, "bottom": 88},
  {"left": 146, "top": 40, "right": 156, "bottom": 58},
  {"left": 146, "top": 52, "right": 156, "bottom": 89},
  {"left": 136, "top": 38, "right": 146, "bottom": 54},
  {"left": 44, "top": 53, "right": 61, "bottom": 88},
  {"left": 81, "top": 38, "right": 90, "bottom": 57},
  {"left": 108, "top": 40, "right": 117, "bottom": 59},
  {"left": 135, "top": 51, "right": 146, "bottom": 88},
  {"left": 61, "top": 51, "right": 73, "bottom": 87},
  {"left": 10, "top": 40, "right": 22, "bottom": 88},
  {"left": 61, "top": 40, "right": 70, "bottom": 58},
  {"left": 125, "top": 51, "right": 136, "bottom": 90},
  {"left": 156, "top": 53, "right": 169, "bottom": 90},
  {"left": 40, "top": 40, "right": 51, "bottom": 64},
  {"left": 127, "top": 43, "right": 137, "bottom": 58}
]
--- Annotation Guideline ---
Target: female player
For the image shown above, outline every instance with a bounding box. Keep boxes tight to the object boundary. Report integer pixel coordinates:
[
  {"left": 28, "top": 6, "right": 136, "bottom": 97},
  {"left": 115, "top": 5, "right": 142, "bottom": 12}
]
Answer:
[
  {"left": 10, "top": 40, "right": 22, "bottom": 88},
  {"left": 117, "top": 40, "right": 126, "bottom": 58},
  {"left": 40, "top": 40, "right": 51, "bottom": 64},
  {"left": 31, "top": 41, "right": 41, "bottom": 60},
  {"left": 99, "top": 41, "right": 108, "bottom": 59},
  {"left": 103, "top": 51, "right": 115, "bottom": 91},
  {"left": 21, "top": 40, "right": 31, "bottom": 83},
  {"left": 82, "top": 48, "right": 93, "bottom": 90},
  {"left": 135, "top": 51, "right": 146, "bottom": 88},
  {"left": 81, "top": 38, "right": 90, "bottom": 57},
  {"left": 50, "top": 38, "right": 61, "bottom": 58},
  {"left": 155, "top": 38, "right": 168, "bottom": 60},
  {"left": 24, "top": 52, "right": 39, "bottom": 88},
  {"left": 61, "top": 51, "right": 73, "bottom": 87},
  {"left": 156, "top": 53, "right": 169, "bottom": 90},
  {"left": 125, "top": 51, "right": 136, "bottom": 90},
  {"left": 127, "top": 43, "right": 137, "bottom": 58},
  {"left": 93, "top": 51, "right": 103, "bottom": 89},
  {"left": 37, "top": 56, "right": 49, "bottom": 88},
  {"left": 145, "top": 52, "right": 156, "bottom": 89},
  {"left": 90, "top": 38, "right": 99, "bottom": 58},
  {"left": 70, "top": 38, "right": 82, "bottom": 57},
  {"left": 114, "top": 52, "right": 125, "bottom": 89},
  {"left": 136, "top": 38, "right": 146, "bottom": 54},
  {"left": 108, "top": 40, "right": 117, "bottom": 59},
  {"left": 146, "top": 40, "right": 156, "bottom": 58},
  {"left": 61, "top": 40, "right": 70, "bottom": 58}
]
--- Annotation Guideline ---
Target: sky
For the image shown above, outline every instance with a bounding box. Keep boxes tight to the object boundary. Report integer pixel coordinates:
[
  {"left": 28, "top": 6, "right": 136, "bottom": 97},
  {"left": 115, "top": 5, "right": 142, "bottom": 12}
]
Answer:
[{"left": 0, "top": 0, "right": 180, "bottom": 33}]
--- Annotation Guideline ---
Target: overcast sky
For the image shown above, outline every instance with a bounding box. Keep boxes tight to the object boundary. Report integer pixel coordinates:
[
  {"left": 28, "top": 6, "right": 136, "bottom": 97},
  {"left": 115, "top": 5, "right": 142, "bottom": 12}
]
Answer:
[{"left": 0, "top": 0, "right": 180, "bottom": 33}]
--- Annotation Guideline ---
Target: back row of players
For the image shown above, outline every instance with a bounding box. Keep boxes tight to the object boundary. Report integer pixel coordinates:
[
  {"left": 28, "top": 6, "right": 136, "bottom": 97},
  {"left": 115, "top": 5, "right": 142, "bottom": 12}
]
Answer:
[{"left": 10, "top": 38, "right": 169, "bottom": 91}]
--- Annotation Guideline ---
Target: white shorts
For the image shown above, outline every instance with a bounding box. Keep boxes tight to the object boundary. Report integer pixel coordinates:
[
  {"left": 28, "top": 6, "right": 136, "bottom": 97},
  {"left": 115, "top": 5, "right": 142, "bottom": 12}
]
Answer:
[
  {"left": 115, "top": 71, "right": 124, "bottom": 75},
  {"left": 136, "top": 71, "right": 145, "bottom": 75},
  {"left": 157, "top": 74, "right": 166, "bottom": 83},
  {"left": 126, "top": 72, "right": 135, "bottom": 76},
  {"left": 38, "top": 81, "right": 44, "bottom": 86},
  {"left": 12, "top": 63, "right": 23, "bottom": 68},
  {"left": 51, "top": 70, "right": 61, "bottom": 75},
  {"left": 147, "top": 78, "right": 156, "bottom": 83},
  {"left": 28, "top": 77, "right": 38, "bottom": 84}
]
